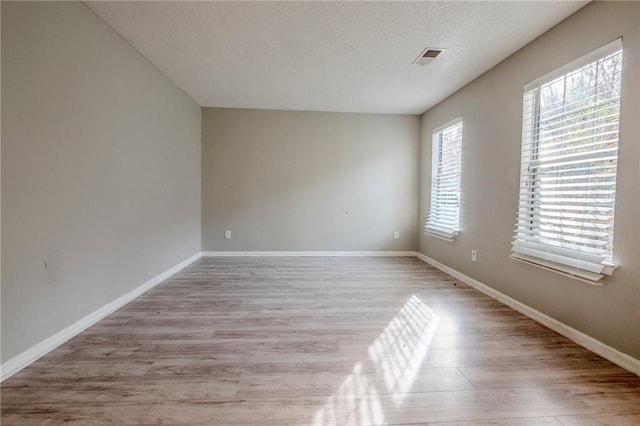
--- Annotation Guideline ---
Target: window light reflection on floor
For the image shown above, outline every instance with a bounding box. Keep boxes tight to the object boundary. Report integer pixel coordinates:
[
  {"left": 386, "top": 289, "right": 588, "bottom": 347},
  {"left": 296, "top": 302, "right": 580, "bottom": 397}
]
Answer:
[
  {"left": 369, "top": 294, "right": 439, "bottom": 404},
  {"left": 312, "top": 295, "right": 439, "bottom": 426}
]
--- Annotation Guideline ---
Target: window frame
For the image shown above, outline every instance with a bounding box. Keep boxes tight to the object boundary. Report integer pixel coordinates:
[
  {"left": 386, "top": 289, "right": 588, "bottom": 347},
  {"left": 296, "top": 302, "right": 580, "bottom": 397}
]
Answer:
[
  {"left": 511, "top": 38, "right": 623, "bottom": 283},
  {"left": 425, "top": 117, "right": 464, "bottom": 241}
]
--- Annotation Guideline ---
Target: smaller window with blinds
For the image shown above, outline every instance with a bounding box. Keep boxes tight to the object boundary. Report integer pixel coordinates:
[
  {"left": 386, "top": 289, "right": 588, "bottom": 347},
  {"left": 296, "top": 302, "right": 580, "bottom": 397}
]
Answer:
[
  {"left": 425, "top": 118, "right": 463, "bottom": 240},
  {"left": 512, "top": 38, "right": 623, "bottom": 283}
]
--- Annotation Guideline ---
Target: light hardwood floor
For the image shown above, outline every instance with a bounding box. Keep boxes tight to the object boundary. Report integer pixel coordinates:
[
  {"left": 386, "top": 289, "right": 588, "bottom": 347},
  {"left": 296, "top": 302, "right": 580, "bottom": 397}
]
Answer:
[{"left": 1, "top": 257, "right": 639, "bottom": 425}]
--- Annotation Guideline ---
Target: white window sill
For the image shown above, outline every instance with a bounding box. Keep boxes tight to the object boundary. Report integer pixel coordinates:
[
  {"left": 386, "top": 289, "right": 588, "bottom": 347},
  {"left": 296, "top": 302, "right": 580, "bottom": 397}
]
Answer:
[
  {"left": 424, "top": 228, "right": 458, "bottom": 242},
  {"left": 510, "top": 254, "right": 614, "bottom": 286}
]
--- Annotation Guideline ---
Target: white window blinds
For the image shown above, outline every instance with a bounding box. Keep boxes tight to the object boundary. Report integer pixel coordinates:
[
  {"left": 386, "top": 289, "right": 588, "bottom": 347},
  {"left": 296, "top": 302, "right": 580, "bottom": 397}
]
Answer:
[
  {"left": 512, "top": 39, "right": 623, "bottom": 282},
  {"left": 425, "top": 118, "right": 463, "bottom": 240}
]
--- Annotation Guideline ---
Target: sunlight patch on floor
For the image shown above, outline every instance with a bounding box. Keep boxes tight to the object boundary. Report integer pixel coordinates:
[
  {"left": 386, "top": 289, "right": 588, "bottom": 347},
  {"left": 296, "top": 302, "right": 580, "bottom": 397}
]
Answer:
[
  {"left": 312, "top": 295, "right": 439, "bottom": 425},
  {"left": 369, "top": 294, "right": 439, "bottom": 404}
]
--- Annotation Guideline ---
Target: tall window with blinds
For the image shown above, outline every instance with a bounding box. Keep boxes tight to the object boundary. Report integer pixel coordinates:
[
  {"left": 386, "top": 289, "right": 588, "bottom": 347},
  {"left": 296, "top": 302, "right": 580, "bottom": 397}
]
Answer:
[
  {"left": 425, "top": 118, "right": 463, "bottom": 240},
  {"left": 512, "top": 39, "right": 623, "bottom": 282}
]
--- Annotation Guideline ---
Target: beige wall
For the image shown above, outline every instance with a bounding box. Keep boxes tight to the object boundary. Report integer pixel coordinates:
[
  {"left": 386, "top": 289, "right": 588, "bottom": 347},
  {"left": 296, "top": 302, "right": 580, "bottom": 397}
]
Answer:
[
  {"left": 1, "top": 2, "right": 201, "bottom": 362},
  {"left": 202, "top": 108, "right": 420, "bottom": 252},
  {"left": 419, "top": 1, "right": 640, "bottom": 359}
]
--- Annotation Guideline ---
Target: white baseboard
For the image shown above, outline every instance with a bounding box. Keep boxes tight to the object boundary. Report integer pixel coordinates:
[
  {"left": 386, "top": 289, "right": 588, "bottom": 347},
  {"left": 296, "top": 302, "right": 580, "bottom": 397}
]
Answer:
[
  {"left": 415, "top": 252, "right": 640, "bottom": 377},
  {"left": 201, "top": 251, "right": 418, "bottom": 257},
  {"left": 0, "top": 252, "right": 202, "bottom": 382}
]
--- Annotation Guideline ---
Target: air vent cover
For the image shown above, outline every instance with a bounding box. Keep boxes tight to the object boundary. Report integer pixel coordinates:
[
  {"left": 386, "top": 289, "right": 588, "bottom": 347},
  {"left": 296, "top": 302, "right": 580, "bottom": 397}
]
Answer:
[{"left": 413, "top": 47, "right": 446, "bottom": 66}]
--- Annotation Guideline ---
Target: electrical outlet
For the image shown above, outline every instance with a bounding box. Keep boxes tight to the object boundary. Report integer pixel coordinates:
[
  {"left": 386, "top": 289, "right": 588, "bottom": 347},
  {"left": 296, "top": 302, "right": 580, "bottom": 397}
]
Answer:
[
  {"left": 471, "top": 249, "right": 477, "bottom": 262},
  {"left": 225, "top": 230, "right": 231, "bottom": 239},
  {"left": 394, "top": 231, "right": 400, "bottom": 239}
]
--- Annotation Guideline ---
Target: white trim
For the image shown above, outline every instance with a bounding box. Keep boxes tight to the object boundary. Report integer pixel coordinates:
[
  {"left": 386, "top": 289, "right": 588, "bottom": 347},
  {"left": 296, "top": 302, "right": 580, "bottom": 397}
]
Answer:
[
  {"left": 0, "top": 252, "right": 202, "bottom": 382},
  {"left": 424, "top": 228, "right": 457, "bottom": 242},
  {"left": 201, "top": 251, "right": 417, "bottom": 257},
  {"left": 415, "top": 252, "right": 640, "bottom": 377},
  {"left": 510, "top": 254, "right": 605, "bottom": 286}
]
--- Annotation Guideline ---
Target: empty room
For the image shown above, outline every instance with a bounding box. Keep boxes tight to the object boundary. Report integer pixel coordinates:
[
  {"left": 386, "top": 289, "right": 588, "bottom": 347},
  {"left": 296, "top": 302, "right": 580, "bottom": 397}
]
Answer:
[{"left": 1, "top": 1, "right": 639, "bottom": 424}]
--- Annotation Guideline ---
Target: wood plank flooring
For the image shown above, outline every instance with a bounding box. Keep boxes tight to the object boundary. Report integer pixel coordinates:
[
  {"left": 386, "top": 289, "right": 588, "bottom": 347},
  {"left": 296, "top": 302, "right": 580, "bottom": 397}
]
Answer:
[{"left": 1, "top": 257, "right": 639, "bottom": 425}]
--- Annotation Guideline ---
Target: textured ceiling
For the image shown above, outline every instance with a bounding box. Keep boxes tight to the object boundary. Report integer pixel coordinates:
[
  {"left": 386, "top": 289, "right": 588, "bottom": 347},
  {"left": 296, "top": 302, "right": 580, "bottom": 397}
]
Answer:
[{"left": 86, "top": 1, "right": 588, "bottom": 114}]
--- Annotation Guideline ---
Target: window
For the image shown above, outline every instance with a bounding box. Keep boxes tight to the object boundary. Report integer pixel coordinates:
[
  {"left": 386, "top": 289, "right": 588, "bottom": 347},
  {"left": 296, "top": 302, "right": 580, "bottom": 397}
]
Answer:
[
  {"left": 425, "top": 118, "right": 463, "bottom": 240},
  {"left": 512, "top": 39, "right": 623, "bottom": 282}
]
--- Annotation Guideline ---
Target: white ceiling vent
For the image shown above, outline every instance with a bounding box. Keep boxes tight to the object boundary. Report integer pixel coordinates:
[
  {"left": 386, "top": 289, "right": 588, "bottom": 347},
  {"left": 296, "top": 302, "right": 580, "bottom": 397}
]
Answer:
[{"left": 412, "top": 47, "right": 446, "bottom": 66}]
